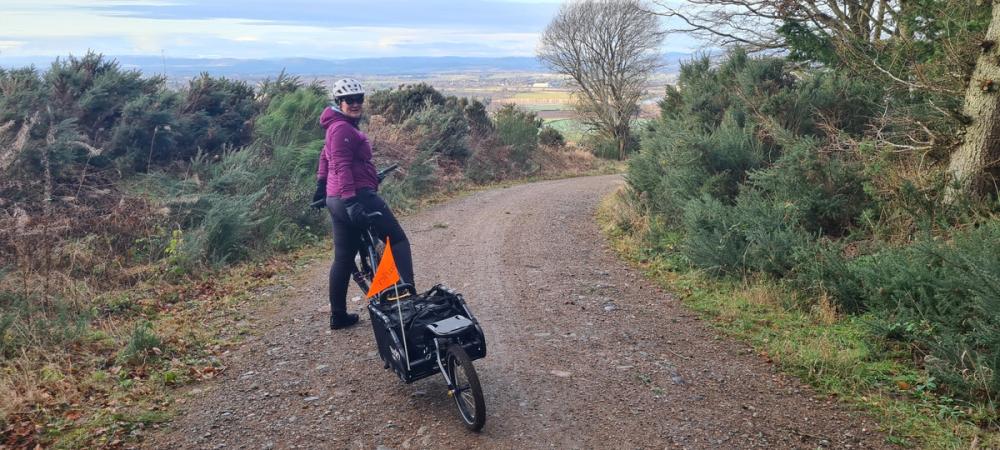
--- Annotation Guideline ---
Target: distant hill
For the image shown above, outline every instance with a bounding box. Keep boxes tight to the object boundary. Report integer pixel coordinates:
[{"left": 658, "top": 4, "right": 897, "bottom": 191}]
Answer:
[{"left": 0, "top": 53, "right": 690, "bottom": 78}]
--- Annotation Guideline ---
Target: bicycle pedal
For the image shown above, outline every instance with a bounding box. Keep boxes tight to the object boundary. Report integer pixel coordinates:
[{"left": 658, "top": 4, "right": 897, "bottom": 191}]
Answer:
[{"left": 447, "top": 390, "right": 455, "bottom": 397}]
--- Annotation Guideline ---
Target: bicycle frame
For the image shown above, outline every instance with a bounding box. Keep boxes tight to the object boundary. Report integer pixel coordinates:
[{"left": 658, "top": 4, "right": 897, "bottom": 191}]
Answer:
[{"left": 351, "top": 226, "right": 381, "bottom": 294}]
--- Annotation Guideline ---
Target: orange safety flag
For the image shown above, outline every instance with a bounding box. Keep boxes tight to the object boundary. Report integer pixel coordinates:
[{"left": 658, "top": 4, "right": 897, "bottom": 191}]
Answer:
[{"left": 366, "top": 237, "right": 401, "bottom": 298}]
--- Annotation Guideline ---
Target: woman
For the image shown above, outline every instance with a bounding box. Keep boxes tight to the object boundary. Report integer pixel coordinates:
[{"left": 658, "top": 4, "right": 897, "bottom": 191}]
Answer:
[{"left": 313, "top": 78, "right": 415, "bottom": 330}]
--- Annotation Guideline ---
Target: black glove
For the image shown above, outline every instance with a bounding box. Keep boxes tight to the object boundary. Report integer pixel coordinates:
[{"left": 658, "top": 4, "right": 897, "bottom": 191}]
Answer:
[
  {"left": 311, "top": 179, "right": 326, "bottom": 209},
  {"left": 345, "top": 198, "right": 370, "bottom": 227}
]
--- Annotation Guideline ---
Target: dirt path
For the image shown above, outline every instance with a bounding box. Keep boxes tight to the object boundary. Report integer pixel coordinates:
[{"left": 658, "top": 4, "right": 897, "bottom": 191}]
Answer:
[{"left": 144, "top": 175, "right": 889, "bottom": 449}]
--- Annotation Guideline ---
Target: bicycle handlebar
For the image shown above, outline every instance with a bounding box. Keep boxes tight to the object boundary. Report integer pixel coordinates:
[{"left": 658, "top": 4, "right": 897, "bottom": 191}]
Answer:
[{"left": 310, "top": 164, "right": 400, "bottom": 209}]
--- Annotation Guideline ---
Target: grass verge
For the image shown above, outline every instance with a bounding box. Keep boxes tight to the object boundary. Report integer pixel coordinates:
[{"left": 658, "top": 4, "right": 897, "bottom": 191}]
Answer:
[
  {"left": 0, "top": 246, "right": 324, "bottom": 449},
  {"left": 596, "top": 186, "right": 999, "bottom": 449}
]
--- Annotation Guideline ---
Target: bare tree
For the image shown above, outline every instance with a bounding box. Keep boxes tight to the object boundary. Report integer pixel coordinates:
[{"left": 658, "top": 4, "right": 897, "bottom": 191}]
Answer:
[
  {"left": 538, "top": 0, "right": 664, "bottom": 160},
  {"left": 649, "top": 0, "right": 904, "bottom": 52}
]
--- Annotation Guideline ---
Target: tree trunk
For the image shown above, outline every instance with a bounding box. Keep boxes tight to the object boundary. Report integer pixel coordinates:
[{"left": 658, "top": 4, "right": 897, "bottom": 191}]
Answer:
[{"left": 948, "top": 1, "right": 1000, "bottom": 198}]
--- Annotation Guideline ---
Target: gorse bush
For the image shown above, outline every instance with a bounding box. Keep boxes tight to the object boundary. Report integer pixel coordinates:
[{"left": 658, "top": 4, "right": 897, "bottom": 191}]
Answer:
[
  {"left": 818, "top": 224, "right": 1000, "bottom": 399},
  {"left": 367, "top": 83, "right": 446, "bottom": 123},
  {"left": 493, "top": 104, "right": 542, "bottom": 170},
  {"left": 747, "top": 138, "right": 871, "bottom": 236},
  {"left": 538, "top": 126, "right": 565, "bottom": 147},
  {"left": 365, "top": 83, "right": 550, "bottom": 188},
  {"left": 255, "top": 87, "right": 328, "bottom": 148},
  {"left": 628, "top": 47, "right": 1000, "bottom": 405},
  {"left": 403, "top": 103, "right": 470, "bottom": 161}
]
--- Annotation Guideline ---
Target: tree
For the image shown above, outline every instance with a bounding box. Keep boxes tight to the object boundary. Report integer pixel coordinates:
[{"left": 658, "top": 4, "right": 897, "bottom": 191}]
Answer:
[
  {"left": 948, "top": 1, "right": 1000, "bottom": 198},
  {"left": 538, "top": 0, "right": 663, "bottom": 160},
  {"left": 650, "top": 0, "right": 903, "bottom": 52}
]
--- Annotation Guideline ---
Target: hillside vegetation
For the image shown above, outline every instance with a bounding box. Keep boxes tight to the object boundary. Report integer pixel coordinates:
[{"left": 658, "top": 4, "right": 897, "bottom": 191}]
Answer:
[
  {"left": 610, "top": 2, "right": 999, "bottom": 445},
  {"left": 0, "top": 54, "right": 601, "bottom": 448}
]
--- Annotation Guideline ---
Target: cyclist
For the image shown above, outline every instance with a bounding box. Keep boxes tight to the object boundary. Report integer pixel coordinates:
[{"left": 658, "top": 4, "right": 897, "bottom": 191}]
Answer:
[{"left": 313, "top": 78, "right": 415, "bottom": 330}]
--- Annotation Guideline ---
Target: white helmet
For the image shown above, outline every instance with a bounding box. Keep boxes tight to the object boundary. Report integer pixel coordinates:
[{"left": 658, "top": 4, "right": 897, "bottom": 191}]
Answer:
[{"left": 331, "top": 78, "right": 365, "bottom": 99}]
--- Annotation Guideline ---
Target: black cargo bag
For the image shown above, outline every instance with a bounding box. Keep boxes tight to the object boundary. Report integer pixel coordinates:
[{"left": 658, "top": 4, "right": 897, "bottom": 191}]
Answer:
[{"left": 367, "top": 284, "right": 486, "bottom": 383}]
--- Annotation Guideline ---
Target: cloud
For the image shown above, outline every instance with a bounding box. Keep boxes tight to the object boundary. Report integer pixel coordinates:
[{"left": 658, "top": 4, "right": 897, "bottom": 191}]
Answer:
[
  {"left": 80, "top": 0, "right": 559, "bottom": 32},
  {"left": 0, "top": 41, "right": 26, "bottom": 52},
  {"left": 0, "top": 0, "right": 700, "bottom": 59}
]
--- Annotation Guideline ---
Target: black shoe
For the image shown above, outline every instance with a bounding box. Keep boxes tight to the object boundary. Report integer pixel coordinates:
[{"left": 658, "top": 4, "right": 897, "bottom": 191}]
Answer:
[{"left": 330, "top": 312, "right": 359, "bottom": 330}]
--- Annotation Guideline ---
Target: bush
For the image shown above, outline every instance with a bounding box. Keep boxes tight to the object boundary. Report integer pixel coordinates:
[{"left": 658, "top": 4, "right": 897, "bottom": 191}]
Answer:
[
  {"left": 582, "top": 133, "right": 638, "bottom": 160},
  {"left": 681, "top": 191, "right": 813, "bottom": 277},
  {"left": 493, "top": 104, "right": 542, "bottom": 170},
  {"left": 255, "top": 88, "right": 328, "bottom": 148},
  {"left": 851, "top": 224, "right": 1000, "bottom": 400},
  {"left": 403, "top": 103, "right": 469, "bottom": 161},
  {"left": 367, "top": 83, "right": 446, "bottom": 123},
  {"left": 116, "top": 321, "right": 162, "bottom": 366},
  {"left": 748, "top": 138, "right": 871, "bottom": 236},
  {"left": 680, "top": 195, "right": 746, "bottom": 275},
  {"left": 464, "top": 139, "right": 512, "bottom": 184},
  {"left": 629, "top": 111, "right": 769, "bottom": 220},
  {"left": 538, "top": 126, "right": 565, "bottom": 147}
]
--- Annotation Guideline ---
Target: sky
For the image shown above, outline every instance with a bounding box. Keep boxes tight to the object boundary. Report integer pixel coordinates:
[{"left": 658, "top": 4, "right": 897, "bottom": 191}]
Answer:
[{"left": 0, "top": 0, "right": 698, "bottom": 60}]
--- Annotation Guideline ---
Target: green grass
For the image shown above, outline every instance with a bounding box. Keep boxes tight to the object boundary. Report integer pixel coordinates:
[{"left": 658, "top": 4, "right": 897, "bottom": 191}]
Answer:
[
  {"left": 545, "top": 118, "right": 590, "bottom": 143},
  {"left": 596, "top": 188, "right": 999, "bottom": 449}
]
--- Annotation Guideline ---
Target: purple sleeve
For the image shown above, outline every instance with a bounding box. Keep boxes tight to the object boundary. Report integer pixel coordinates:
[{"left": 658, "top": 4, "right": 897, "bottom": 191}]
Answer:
[
  {"left": 329, "top": 123, "right": 357, "bottom": 198},
  {"left": 317, "top": 145, "right": 328, "bottom": 180}
]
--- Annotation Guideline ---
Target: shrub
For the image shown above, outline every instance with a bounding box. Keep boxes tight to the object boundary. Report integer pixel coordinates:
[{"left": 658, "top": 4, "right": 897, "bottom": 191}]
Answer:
[
  {"left": 401, "top": 151, "right": 438, "bottom": 197},
  {"left": 583, "top": 133, "right": 636, "bottom": 160},
  {"left": 748, "top": 138, "right": 871, "bottom": 236},
  {"left": 629, "top": 111, "right": 768, "bottom": 220},
  {"left": 255, "top": 88, "right": 328, "bottom": 148},
  {"left": 493, "top": 104, "right": 542, "bottom": 170},
  {"left": 680, "top": 195, "right": 746, "bottom": 275},
  {"left": 681, "top": 191, "right": 813, "bottom": 277},
  {"left": 850, "top": 224, "right": 1000, "bottom": 399},
  {"left": 538, "top": 126, "right": 565, "bottom": 148},
  {"left": 464, "top": 139, "right": 512, "bottom": 184},
  {"left": 731, "top": 191, "right": 814, "bottom": 277},
  {"left": 367, "top": 83, "right": 446, "bottom": 123},
  {"left": 403, "top": 103, "right": 469, "bottom": 161},
  {"left": 117, "top": 321, "right": 162, "bottom": 366}
]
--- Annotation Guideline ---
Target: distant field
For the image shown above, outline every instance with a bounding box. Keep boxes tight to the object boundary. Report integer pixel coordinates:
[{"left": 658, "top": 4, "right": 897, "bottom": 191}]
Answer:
[
  {"left": 511, "top": 91, "right": 574, "bottom": 102},
  {"left": 545, "top": 118, "right": 590, "bottom": 143}
]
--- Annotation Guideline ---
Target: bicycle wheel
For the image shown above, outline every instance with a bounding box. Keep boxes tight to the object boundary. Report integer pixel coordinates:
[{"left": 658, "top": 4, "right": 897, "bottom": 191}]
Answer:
[{"left": 446, "top": 344, "right": 486, "bottom": 431}]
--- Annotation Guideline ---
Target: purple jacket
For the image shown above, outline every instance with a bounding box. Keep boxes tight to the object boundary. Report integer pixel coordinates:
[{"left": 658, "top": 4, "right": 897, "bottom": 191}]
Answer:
[{"left": 317, "top": 107, "right": 378, "bottom": 198}]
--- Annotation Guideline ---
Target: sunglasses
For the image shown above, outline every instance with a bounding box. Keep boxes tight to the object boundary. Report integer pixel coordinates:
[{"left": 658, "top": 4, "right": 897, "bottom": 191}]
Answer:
[{"left": 340, "top": 94, "right": 365, "bottom": 105}]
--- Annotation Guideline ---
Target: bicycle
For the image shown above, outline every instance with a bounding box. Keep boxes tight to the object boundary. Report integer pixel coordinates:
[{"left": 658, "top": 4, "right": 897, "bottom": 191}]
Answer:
[{"left": 311, "top": 164, "right": 488, "bottom": 431}]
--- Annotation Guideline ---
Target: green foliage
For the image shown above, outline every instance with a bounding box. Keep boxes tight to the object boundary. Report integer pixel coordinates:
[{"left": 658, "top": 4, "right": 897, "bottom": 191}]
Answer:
[
  {"left": 748, "top": 138, "right": 872, "bottom": 236},
  {"left": 680, "top": 194, "right": 746, "bottom": 276},
  {"left": 367, "top": 83, "right": 446, "bottom": 122},
  {"left": 0, "top": 291, "right": 92, "bottom": 358},
  {"left": 403, "top": 103, "right": 469, "bottom": 161},
  {"left": 538, "top": 126, "right": 565, "bottom": 147},
  {"left": 255, "top": 88, "right": 327, "bottom": 148},
  {"left": 795, "top": 224, "right": 1000, "bottom": 400},
  {"left": 116, "top": 321, "right": 162, "bottom": 366},
  {"left": 493, "top": 104, "right": 542, "bottom": 169},
  {"left": 401, "top": 151, "right": 438, "bottom": 197},
  {"left": 583, "top": 133, "right": 637, "bottom": 160},
  {"left": 630, "top": 46, "right": 1000, "bottom": 408},
  {"left": 680, "top": 191, "right": 812, "bottom": 277}
]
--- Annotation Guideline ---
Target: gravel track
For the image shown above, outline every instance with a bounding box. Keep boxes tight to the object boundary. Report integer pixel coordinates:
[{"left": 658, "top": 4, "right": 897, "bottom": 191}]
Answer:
[{"left": 144, "top": 175, "right": 890, "bottom": 449}]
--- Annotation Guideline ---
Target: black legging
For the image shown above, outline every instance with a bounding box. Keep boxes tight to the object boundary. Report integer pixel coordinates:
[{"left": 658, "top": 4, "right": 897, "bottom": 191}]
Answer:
[{"left": 326, "top": 189, "right": 414, "bottom": 315}]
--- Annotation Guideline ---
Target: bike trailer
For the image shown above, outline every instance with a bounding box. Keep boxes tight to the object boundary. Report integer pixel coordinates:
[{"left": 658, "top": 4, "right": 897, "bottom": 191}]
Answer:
[{"left": 367, "top": 284, "right": 486, "bottom": 383}]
